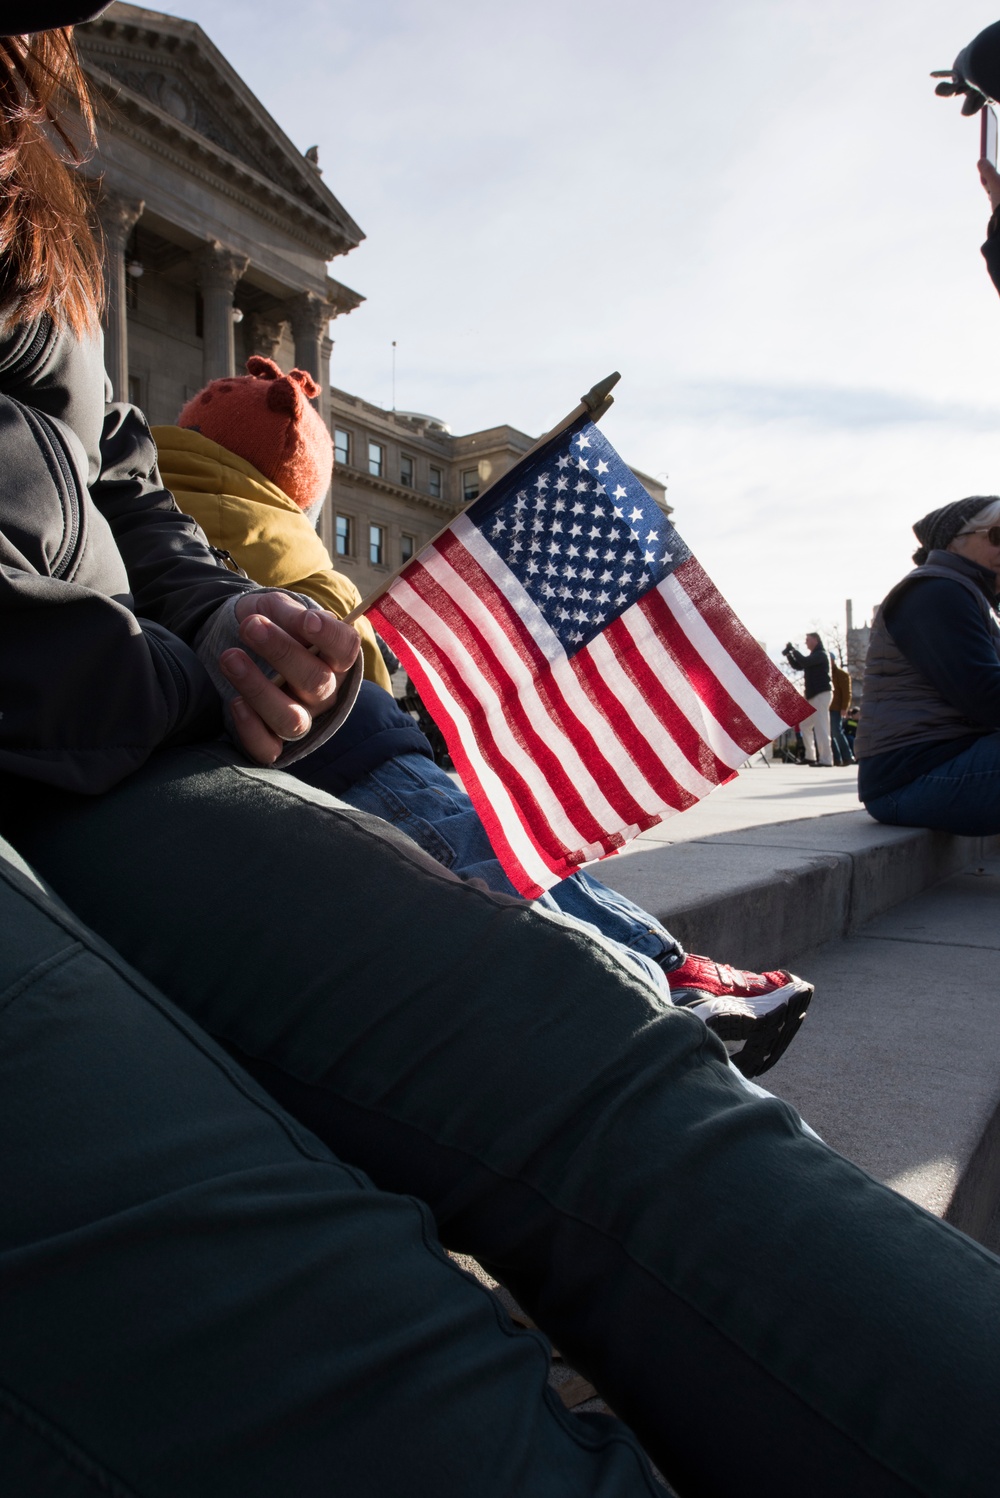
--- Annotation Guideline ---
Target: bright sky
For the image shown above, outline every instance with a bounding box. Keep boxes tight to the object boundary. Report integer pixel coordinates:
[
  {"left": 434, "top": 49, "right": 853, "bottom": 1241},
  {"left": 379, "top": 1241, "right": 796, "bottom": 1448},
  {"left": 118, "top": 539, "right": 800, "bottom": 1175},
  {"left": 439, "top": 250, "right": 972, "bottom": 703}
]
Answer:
[{"left": 173, "top": 0, "right": 1000, "bottom": 654}]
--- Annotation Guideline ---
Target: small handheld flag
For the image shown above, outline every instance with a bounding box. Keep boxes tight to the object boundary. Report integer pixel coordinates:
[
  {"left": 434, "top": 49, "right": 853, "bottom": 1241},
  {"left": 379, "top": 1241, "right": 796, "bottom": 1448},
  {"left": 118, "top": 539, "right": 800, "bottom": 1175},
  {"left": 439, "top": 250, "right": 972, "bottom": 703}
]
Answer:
[{"left": 361, "top": 388, "right": 811, "bottom": 897}]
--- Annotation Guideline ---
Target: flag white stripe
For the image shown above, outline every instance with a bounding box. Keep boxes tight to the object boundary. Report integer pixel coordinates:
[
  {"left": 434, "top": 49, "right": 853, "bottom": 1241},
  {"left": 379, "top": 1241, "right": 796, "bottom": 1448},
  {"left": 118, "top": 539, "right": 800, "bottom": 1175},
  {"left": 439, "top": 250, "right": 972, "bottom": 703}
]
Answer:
[
  {"left": 389, "top": 574, "right": 599, "bottom": 855},
  {"left": 396, "top": 631, "right": 558, "bottom": 891},
  {"left": 452, "top": 514, "right": 566, "bottom": 664},
  {"left": 615, "top": 603, "right": 750, "bottom": 769},
  {"left": 455, "top": 522, "right": 683, "bottom": 814},
  {"left": 660, "top": 573, "right": 790, "bottom": 739},
  {"left": 418, "top": 545, "right": 628, "bottom": 831},
  {"left": 583, "top": 630, "right": 719, "bottom": 799}
]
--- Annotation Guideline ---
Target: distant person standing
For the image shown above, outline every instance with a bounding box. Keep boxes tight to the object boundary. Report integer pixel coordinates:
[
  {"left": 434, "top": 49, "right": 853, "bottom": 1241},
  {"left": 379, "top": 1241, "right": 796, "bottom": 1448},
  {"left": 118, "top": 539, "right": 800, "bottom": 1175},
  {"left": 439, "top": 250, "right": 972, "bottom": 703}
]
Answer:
[
  {"left": 830, "top": 659, "right": 856, "bottom": 766},
  {"left": 782, "top": 634, "right": 833, "bottom": 766}
]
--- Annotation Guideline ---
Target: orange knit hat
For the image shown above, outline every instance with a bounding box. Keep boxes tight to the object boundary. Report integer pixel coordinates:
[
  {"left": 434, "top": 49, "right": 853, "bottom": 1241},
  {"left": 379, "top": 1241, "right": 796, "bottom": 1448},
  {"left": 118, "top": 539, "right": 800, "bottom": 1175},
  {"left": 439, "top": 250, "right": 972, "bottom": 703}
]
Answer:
[{"left": 177, "top": 356, "right": 333, "bottom": 510}]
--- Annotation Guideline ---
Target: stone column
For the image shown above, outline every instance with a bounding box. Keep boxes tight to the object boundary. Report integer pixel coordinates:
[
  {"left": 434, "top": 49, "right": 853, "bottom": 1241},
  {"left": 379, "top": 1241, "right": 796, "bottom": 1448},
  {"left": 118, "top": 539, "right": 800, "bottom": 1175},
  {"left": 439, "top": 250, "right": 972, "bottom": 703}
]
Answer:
[
  {"left": 247, "top": 312, "right": 287, "bottom": 362},
  {"left": 97, "top": 190, "right": 143, "bottom": 401},
  {"left": 287, "top": 292, "right": 330, "bottom": 406},
  {"left": 195, "top": 241, "right": 250, "bottom": 383},
  {"left": 320, "top": 332, "right": 334, "bottom": 423}
]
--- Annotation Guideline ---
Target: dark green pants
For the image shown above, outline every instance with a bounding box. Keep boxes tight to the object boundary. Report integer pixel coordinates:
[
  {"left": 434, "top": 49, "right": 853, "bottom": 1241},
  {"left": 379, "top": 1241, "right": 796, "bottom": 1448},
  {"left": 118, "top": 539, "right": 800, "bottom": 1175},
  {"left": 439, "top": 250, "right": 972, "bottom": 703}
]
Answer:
[{"left": 4, "top": 743, "right": 1000, "bottom": 1496}]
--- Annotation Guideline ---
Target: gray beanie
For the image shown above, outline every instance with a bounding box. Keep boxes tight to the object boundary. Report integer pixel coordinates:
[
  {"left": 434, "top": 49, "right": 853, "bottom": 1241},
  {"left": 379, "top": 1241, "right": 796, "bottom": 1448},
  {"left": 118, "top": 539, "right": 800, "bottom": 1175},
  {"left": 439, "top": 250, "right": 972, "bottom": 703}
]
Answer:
[{"left": 912, "top": 496, "right": 999, "bottom": 565}]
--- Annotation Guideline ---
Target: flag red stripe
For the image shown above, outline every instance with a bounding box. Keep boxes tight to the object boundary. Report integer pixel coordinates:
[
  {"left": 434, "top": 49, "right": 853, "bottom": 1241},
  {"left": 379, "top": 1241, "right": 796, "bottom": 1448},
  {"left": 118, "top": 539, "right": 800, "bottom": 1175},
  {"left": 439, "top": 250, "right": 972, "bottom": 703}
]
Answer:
[
  {"left": 593, "top": 615, "right": 736, "bottom": 783},
  {"left": 635, "top": 587, "right": 776, "bottom": 757},
  {"left": 372, "top": 583, "right": 575, "bottom": 859},
  {"left": 370, "top": 602, "right": 558, "bottom": 894},
  {"left": 674, "top": 556, "right": 811, "bottom": 720},
  {"left": 569, "top": 643, "right": 709, "bottom": 809}
]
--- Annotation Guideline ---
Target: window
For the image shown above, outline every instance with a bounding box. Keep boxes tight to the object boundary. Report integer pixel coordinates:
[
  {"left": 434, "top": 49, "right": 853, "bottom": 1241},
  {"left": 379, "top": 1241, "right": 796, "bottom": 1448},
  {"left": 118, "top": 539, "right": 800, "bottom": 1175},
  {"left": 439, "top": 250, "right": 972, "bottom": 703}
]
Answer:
[
  {"left": 462, "top": 469, "right": 480, "bottom": 502},
  {"left": 428, "top": 466, "right": 442, "bottom": 499},
  {"left": 369, "top": 523, "right": 385, "bottom": 566},
  {"left": 335, "top": 514, "right": 352, "bottom": 557},
  {"left": 401, "top": 533, "right": 415, "bottom": 564},
  {"left": 400, "top": 454, "right": 414, "bottom": 488},
  {"left": 368, "top": 441, "right": 383, "bottom": 478},
  {"left": 334, "top": 429, "right": 351, "bottom": 466}
]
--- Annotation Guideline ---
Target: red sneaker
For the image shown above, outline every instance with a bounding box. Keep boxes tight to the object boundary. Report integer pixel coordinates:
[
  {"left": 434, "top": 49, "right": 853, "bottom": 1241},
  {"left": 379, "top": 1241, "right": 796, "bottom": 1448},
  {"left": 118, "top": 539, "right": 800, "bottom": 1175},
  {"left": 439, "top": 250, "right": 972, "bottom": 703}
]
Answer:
[{"left": 666, "top": 954, "right": 813, "bottom": 1078}]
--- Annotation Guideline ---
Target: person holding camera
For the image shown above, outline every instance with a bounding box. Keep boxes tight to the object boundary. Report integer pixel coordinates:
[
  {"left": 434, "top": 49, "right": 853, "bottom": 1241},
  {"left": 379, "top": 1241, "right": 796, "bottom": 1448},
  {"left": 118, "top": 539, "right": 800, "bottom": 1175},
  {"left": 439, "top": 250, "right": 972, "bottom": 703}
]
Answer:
[{"left": 782, "top": 634, "right": 834, "bottom": 765}]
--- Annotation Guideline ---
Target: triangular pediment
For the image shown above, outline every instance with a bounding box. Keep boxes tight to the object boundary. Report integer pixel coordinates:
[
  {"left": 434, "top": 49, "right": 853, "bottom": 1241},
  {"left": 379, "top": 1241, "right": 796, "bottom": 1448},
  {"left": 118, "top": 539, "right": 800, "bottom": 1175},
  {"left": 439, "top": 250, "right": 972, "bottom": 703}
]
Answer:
[{"left": 77, "top": 3, "right": 364, "bottom": 257}]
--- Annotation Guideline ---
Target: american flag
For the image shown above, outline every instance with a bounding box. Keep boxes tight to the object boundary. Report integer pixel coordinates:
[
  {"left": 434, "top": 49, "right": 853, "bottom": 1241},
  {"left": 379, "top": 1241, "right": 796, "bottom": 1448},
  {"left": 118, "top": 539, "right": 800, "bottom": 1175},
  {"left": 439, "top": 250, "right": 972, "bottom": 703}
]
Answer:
[{"left": 368, "top": 411, "right": 810, "bottom": 898}]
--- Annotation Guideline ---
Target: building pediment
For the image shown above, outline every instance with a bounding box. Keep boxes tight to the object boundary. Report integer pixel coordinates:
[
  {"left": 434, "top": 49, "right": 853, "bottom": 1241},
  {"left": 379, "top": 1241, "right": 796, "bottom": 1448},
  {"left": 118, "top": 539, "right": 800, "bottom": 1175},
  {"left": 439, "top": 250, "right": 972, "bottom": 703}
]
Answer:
[{"left": 78, "top": 4, "right": 364, "bottom": 259}]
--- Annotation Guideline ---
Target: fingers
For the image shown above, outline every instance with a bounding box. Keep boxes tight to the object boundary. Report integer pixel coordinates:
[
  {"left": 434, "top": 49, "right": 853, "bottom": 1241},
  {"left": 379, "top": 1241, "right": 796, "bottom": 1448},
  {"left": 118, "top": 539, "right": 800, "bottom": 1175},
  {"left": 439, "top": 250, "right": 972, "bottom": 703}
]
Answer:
[
  {"left": 220, "top": 645, "right": 314, "bottom": 743},
  {"left": 229, "top": 695, "right": 285, "bottom": 766},
  {"left": 239, "top": 613, "right": 337, "bottom": 707},
  {"left": 222, "top": 593, "right": 363, "bottom": 760},
  {"left": 978, "top": 159, "right": 1000, "bottom": 205},
  {"left": 235, "top": 591, "right": 361, "bottom": 675}
]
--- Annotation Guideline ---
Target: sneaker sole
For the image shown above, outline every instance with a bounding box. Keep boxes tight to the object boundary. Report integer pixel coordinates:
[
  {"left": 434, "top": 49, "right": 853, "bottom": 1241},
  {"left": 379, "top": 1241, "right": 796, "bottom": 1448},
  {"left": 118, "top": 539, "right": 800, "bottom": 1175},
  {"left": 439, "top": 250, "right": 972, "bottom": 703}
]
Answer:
[{"left": 706, "top": 977, "right": 813, "bottom": 1079}]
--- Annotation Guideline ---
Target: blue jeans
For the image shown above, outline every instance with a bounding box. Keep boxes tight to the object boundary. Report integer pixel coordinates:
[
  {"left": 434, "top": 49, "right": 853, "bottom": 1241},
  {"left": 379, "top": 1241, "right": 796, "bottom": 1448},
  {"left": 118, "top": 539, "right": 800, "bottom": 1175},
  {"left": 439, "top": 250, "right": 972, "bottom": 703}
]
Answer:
[
  {"left": 830, "top": 709, "right": 854, "bottom": 766},
  {"left": 338, "top": 753, "right": 684, "bottom": 995},
  {"left": 6, "top": 744, "right": 1000, "bottom": 1496},
  {"left": 864, "top": 732, "right": 1000, "bottom": 836}
]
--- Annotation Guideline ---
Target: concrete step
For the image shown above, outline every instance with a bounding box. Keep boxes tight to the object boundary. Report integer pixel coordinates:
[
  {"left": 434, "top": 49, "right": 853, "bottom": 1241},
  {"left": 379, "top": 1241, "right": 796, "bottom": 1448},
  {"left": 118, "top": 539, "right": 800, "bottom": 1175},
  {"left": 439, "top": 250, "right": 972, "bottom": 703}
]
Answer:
[
  {"left": 762, "top": 854, "right": 1000, "bottom": 1247},
  {"left": 596, "top": 809, "right": 1000, "bottom": 971}
]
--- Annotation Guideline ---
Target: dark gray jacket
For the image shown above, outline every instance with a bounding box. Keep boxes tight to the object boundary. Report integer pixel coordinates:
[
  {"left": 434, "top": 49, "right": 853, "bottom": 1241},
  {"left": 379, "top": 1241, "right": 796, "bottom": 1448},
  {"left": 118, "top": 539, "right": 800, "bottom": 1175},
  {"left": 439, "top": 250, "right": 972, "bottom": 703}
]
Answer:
[
  {"left": 782, "top": 643, "right": 831, "bottom": 700},
  {"left": 856, "top": 550, "right": 1000, "bottom": 761},
  {"left": 0, "top": 317, "right": 356, "bottom": 793}
]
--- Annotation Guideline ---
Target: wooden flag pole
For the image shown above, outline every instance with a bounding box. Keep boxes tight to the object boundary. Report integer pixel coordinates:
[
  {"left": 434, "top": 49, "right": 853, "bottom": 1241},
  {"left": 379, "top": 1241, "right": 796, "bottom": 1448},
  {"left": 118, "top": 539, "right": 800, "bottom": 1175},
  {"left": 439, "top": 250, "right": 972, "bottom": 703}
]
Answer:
[{"left": 342, "top": 372, "right": 621, "bottom": 625}]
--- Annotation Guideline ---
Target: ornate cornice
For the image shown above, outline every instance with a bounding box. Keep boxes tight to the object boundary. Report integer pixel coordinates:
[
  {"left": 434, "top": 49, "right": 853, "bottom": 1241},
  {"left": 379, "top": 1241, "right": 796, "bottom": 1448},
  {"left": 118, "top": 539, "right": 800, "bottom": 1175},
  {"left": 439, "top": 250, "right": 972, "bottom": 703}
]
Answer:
[
  {"left": 78, "top": 7, "right": 364, "bottom": 251},
  {"left": 325, "top": 275, "right": 365, "bottom": 320},
  {"left": 335, "top": 467, "right": 455, "bottom": 517},
  {"left": 82, "top": 62, "right": 358, "bottom": 260}
]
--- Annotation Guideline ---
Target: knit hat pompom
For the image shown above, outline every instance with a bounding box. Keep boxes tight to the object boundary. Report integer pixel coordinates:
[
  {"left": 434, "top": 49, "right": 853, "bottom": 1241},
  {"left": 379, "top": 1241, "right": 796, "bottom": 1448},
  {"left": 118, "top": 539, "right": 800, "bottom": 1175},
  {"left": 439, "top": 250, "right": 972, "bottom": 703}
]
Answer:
[
  {"left": 178, "top": 357, "right": 332, "bottom": 510},
  {"left": 911, "top": 496, "right": 1000, "bottom": 565}
]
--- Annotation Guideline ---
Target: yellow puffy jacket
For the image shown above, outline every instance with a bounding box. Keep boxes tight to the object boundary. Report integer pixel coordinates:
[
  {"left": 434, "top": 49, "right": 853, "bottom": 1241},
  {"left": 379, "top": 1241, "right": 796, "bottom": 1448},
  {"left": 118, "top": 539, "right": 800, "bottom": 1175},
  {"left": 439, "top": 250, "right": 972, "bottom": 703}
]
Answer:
[{"left": 152, "top": 425, "right": 391, "bottom": 692}]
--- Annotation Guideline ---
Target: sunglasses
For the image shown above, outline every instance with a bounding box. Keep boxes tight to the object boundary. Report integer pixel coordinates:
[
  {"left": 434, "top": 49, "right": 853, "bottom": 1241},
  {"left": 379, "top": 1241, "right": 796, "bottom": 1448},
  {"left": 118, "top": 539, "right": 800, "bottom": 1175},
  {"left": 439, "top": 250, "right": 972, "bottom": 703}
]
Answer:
[{"left": 959, "top": 525, "right": 1000, "bottom": 546}]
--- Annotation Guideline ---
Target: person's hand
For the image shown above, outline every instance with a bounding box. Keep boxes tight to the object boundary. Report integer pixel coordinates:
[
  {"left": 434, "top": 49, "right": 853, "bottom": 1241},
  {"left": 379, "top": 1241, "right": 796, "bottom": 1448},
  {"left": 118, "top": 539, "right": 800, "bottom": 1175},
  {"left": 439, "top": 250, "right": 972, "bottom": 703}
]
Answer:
[
  {"left": 220, "top": 591, "right": 360, "bottom": 765},
  {"left": 980, "top": 158, "right": 1000, "bottom": 213}
]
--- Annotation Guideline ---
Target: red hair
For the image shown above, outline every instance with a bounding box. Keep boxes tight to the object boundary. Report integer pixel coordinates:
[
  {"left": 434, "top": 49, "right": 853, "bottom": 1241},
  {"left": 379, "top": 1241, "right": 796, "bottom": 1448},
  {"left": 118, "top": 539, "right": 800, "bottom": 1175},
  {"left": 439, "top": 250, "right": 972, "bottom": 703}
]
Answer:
[{"left": 0, "top": 27, "right": 103, "bottom": 334}]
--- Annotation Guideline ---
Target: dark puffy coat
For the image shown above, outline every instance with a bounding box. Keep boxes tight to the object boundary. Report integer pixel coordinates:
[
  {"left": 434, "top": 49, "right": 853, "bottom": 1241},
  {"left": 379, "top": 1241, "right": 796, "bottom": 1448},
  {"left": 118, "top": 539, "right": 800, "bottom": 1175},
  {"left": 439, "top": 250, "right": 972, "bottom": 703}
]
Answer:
[
  {"left": 783, "top": 642, "right": 831, "bottom": 699},
  {"left": 0, "top": 317, "right": 260, "bottom": 792}
]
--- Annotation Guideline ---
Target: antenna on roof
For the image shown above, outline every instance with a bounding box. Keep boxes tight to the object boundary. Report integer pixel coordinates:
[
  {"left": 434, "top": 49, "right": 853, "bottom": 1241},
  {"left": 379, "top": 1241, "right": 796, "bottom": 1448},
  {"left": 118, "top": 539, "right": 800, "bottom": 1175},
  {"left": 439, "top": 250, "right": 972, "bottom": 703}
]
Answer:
[{"left": 391, "top": 340, "right": 397, "bottom": 412}]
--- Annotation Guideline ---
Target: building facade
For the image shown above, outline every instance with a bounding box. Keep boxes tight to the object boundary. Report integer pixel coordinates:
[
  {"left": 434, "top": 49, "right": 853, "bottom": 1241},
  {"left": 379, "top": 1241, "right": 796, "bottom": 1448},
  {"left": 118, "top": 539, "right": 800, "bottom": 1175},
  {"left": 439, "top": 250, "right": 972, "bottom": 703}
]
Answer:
[
  {"left": 77, "top": 2, "right": 364, "bottom": 559},
  {"left": 80, "top": 4, "right": 668, "bottom": 604}
]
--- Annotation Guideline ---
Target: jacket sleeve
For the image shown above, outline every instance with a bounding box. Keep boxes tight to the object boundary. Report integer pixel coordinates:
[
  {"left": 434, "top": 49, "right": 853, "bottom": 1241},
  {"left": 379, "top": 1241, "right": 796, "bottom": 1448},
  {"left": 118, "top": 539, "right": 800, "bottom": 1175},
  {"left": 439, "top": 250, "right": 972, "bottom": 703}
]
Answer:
[
  {"left": 784, "top": 647, "right": 808, "bottom": 670},
  {"left": 0, "top": 400, "right": 234, "bottom": 794},
  {"left": 885, "top": 578, "right": 1000, "bottom": 728},
  {"left": 0, "top": 568, "right": 224, "bottom": 793},
  {"left": 93, "top": 403, "right": 259, "bottom": 641}
]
